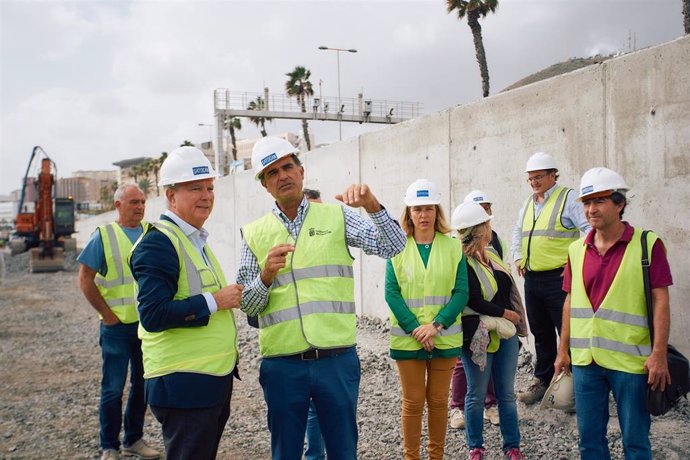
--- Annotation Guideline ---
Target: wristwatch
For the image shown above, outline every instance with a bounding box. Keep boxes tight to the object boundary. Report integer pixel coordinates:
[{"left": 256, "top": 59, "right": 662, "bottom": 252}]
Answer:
[{"left": 432, "top": 321, "right": 443, "bottom": 331}]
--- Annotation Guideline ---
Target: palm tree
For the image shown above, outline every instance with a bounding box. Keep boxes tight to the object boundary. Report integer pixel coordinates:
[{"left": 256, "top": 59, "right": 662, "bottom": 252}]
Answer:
[
  {"left": 684, "top": 0, "right": 689, "bottom": 34},
  {"left": 151, "top": 152, "right": 166, "bottom": 196},
  {"left": 180, "top": 140, "right": 194, "bottom": 147},
  {"left": 247, "top": 96, "right": 271, "bottom": 137},
  {"left": 140, "top": 158, "right": 155, "bottom": 196},
  {"left": 128, "top": 164, "right": 142, "bottom": 184},
  {"left": 285, "top": 66, "right": 314, "bottom": 150},
  {"left": 224, "top": 117, "right": 242, "bottom": 161},
  {"left": 446, "top": 0, "right": 498, "bottom": 98}
]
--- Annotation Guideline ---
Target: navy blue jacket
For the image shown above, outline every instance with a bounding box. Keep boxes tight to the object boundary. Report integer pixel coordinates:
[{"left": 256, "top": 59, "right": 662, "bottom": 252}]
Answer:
[{"left": 130, "top": 215, "right": 234, "bottom": 408}]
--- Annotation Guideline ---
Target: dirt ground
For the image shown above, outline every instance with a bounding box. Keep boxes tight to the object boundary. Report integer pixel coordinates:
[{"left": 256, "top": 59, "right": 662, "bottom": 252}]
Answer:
[{"left": 1, "top": 252, "right": 689, "bottom": 459}]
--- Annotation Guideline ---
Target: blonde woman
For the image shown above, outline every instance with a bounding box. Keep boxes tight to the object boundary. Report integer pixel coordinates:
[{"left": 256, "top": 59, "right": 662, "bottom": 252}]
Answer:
[
  {"left": 386, "top": 179, "right": 468, "bottom": 460},
  {"left": 451, "top": 202, "right": 528, "bottom": 460}
]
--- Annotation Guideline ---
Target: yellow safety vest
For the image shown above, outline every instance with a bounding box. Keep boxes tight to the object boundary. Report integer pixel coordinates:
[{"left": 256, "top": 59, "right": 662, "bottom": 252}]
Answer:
[
  {"left": 568, "top": 228, "right": 656, "bottom": 374},
  {"left": 389, "top": 234, "right": 464, "bottom": 351},
  {"left": 95, "top": 222, "right": 148, "bottom": 324},
  {"left": 136, "top": 220, "right": 238, "bottom": 379},
  {"left": 242, "top": 203, "right": 355, "bottom": 357},
  {"left": 520, "top": 186, "right": 580, "bottom": 271},
  {"left": 465, "top": 250, "right": 511, "bottom": 353}
]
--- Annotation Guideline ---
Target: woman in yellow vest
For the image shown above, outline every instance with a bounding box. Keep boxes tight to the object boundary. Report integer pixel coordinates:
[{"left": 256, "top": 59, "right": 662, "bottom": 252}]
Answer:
[
  {"left": 386, "top": 179, "right": 468, "bottom": 460},
  {"left": 451, "top": 202, "right": 528, "bottom": 460}
]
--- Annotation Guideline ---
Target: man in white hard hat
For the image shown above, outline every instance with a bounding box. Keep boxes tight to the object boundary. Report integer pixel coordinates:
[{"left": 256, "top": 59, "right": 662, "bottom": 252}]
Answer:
[
  {"left": 237, "top": 136, "right": 406, "bottom": 459},
  {"left": 510, "top": 152, "right": 590, "bottom": 404},
  {"left": 554, "top": 167, "right": 672, "bottom": 459},
  {"left": 78, "top": 184, "right": 160, "bottom": 460},
  {"left": 130, "top": 146, "right": 244, "bottom": 459}
]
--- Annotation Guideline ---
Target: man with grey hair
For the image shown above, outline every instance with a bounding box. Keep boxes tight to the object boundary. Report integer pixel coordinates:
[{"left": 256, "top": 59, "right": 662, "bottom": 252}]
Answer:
[{"left": 78, "top": 184, "right": 160, "bottom": 460}]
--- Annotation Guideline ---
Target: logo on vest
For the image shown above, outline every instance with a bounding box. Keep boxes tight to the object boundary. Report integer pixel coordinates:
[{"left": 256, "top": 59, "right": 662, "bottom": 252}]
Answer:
[
  {"left": 192, "top": 166, "right": 209, "bottom": 175},
  {"left": 309, "top": 227, "right": 332, "bottom": 237}
]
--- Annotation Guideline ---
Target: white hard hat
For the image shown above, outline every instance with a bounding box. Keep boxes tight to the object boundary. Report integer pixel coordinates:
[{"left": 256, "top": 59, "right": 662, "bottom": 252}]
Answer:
[
  {"left": 525, "top": 151, "right": 557, "bottom": 172},
  {"left": 463, "top": 190, "right": 492, "bottom": 205},
  {"left": 578, "top": 167, "right": 629, "bottom": 201},
  {"left": 404, "top": 179, "right": 441, "bottom": 206},
  {"left": 159, "top": 146, "right": 218, "bottom": 186},
  {"left": 251, "top": 136, "right": 300, "bottom": 180},
  {"left": 540, "top": 372, "right": 575, "bottom": 412},
  {"left": 451, "top": 202, "right": 493, "bottom": 230}
]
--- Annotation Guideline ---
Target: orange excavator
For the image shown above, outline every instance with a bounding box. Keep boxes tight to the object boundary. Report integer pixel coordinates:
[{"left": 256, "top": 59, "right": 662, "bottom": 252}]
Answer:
[{"left": 13, "top": 146, "right": 75, "bottom": 272}]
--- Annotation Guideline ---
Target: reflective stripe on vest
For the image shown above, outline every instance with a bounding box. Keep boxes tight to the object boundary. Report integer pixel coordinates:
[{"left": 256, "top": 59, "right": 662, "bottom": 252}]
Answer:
[
  {"left": 389, "top": 234, "right": 464, "bottom": 352},
  {"left": 136, "top": 220, "right": 238, "bottom": 378},
  {"left": 520, "top": 186, "right": 580, "bottom": 271},
  {"left": 568, "top": 228, "right": 656, "bottom": 374},
  {"left": 95, "top": 222, "right": 146, "bottom": 324},
  {"left": 242, "top": 203, "right": 355, "bottom": 357},
  {"left": 465, "top": 250, "right": 512, "bottom": 353}
]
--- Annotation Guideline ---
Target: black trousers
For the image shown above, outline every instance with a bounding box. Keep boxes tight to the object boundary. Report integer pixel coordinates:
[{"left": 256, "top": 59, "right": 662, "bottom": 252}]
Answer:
[
  {"left": 524, "top": 268, "right": 566, "bottom": 385},
  {"left": 150, "top": 378, "right": 233, "bottom": 460}
]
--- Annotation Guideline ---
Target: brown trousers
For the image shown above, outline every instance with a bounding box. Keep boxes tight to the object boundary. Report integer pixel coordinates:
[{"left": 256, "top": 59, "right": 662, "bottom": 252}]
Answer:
[{"left": 396, "top": 357, "right": 457, "bottom": 460}]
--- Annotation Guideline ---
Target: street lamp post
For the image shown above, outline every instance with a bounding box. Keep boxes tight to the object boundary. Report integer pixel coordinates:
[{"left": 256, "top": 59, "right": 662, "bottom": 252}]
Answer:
[{"left": 318, "top": 46, "right": 357, "bottom": 141}]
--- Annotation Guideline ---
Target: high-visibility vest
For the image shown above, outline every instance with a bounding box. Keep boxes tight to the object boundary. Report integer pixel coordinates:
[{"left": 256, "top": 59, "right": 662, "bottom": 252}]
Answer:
[
  {"left": 136, "top": 220, "right": 238, "bottom": 379},
  {"left": 95, "top": 222, "right": 148, "bottom": 324},
  {"left": 568, "top": 228, "right": 656, "bottom": 374},
  {"left": 520, "top": 186, "right": 580, "bottom": 271},
  {"left": 465, "top": 250, "right": 511, "bottom": 353},
  {"left": 242, "top": 203, "right": 355, "bottom": 357},
  {"left": 389, "top": 234, "right": 464, "bottom": 351}
]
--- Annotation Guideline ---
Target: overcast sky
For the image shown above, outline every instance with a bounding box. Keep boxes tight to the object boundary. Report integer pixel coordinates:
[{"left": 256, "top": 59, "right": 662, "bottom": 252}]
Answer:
[{"left": 0, "top": 0, "right": 684, "bottom": 195}]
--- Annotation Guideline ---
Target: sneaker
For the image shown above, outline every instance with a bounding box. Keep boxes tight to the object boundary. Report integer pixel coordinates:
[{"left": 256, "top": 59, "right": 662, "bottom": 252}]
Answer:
[
  {"left": 121, "top": 439, "right": 161, "bottom": 459},
  {"left": 517, "top": 379, "right": 547, "bottom": 405},
  {"left": 469, "top": 447, "right": 485, "bottom": 460},
  {"left": 504, "top": 447, "right": 526, "bottom": 460},
  {"left": 449, "top": 407, "right": 465, "bottom": 429},
  {"left": 484, "top": 406, "right": 500, "bottom": 425},
  {"left": 101, "top": 450, "right": 119, "bottom": 460}
]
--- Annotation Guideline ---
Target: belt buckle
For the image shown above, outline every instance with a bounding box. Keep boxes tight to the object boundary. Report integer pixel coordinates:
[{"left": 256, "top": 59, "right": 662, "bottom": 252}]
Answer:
[{"left": 301, "top": 349, "right": 319, "bottom": 361}]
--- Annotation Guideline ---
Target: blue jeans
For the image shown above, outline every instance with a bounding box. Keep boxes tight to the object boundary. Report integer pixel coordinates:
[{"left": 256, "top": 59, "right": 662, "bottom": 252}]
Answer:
[
  {"left": 259, "top": 347, "right": 360, "bottom": 460},
  {"left": 572, "top": 364, "right": 651, "bottom": 460},
  {"left": 305, "top": 400, "right": 326, "bottom": 460},
  {"left": 524, "top": 269, "right": 566, "bottom": 384},
  {"left": 462, "top": 335, "right": 520, "bottom": 452},
  {"left": 99, "top": 322, "right": 146, "bottom": 450}
]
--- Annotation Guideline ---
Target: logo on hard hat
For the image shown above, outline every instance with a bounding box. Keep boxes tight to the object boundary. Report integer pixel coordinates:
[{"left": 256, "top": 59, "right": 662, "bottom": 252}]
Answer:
[
  {"left": 261, "top": 153, "right": 278, "bottom": 166},
  {"left": 473, "top": 197, "right": 484, "bottom": 202},
  {"left": 581, "top": 185, "right": 594, "bottom": 195},
  {"left": 416, "top": 190, "right": 430, "bottom": 198},
  {"left": 192, "top": 166, "right": 209, "bottom": 175}
]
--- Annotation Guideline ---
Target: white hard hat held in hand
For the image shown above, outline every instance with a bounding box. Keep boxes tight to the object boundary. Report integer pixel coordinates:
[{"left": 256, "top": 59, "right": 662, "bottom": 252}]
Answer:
[
  {"left": 463, "top": 190, "right": 492, "bottom": 205},
  {"left": 159, "top": 146, "right": 218, "bottom": 187},
  {"left": 451, "top": 202, "right": 493, "bottom": 231},
  {"left": 251, "top": 136, "right": 300, "bottom": 180},
  {"left": 404, "top": 179, "right": 441, "bottom": 206},
  {"left": 525, "top": 151, "right": 557, "bottom": 172},
  {"left": 578, "top": 167, "right": 629, "bottom": 201},
  {"left": 540, "top": 371, "right": 575, "bottom": 412}
]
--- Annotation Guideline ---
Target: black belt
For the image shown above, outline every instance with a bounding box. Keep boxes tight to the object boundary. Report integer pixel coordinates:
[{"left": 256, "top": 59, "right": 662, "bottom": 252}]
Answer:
[
  {"left": 282, "top": 346, "right": 353, "bottom": 361},
  {"left": 524, "top": 267, "right": 564, "bottom": 277}
]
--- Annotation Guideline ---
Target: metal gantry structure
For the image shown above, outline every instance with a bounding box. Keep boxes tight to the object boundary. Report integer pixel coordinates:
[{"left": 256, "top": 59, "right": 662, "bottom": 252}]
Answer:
[{"left": 212, "top": 88, "right": 423, "bottom": 174}]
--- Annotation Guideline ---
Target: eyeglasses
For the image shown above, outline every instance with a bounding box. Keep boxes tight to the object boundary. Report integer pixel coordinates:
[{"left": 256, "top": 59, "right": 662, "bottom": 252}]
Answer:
[{"left": 527, "top": 173, "right": 551, "bottom": 183}]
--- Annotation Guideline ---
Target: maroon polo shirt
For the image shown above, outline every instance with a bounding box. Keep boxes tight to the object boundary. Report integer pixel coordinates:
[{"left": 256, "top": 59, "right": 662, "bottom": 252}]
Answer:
[{"left": 562, "top": 222, "right": 673, "bottom": 311}]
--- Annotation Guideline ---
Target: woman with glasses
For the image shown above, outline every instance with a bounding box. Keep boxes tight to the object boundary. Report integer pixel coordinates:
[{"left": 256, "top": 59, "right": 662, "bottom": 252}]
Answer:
[{"left": 452, "top": 202, "right": 528, "bottom": 460}]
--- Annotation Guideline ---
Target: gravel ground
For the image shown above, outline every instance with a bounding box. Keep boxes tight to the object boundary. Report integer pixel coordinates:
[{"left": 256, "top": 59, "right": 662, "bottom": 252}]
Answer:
[{"left": 1, "top": 250, "right": 689, "bottom": 459}]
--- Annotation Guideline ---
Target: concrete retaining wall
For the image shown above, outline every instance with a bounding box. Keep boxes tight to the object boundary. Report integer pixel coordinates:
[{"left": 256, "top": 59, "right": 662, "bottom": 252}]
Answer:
[{"left": 76, "top": 36, "right": 690, "bottom": 355}]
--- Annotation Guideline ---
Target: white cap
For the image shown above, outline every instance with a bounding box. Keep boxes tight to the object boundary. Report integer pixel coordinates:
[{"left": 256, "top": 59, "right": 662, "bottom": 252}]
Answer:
[
  {"left": 251, "top": 136, "right": 300, "bottom": 180},
  {"left": 578, "top": 167, "right": 629, "bottom": 201},
  {"left": 525, "top": 151, "right": 557, "bottom": 172},
  {"left": 159, "top": 146, "right": 218, "bottom": 186},
  {"left": 540, "top": 372, "right": 575, "bottom": 412},
  {"left": 451, "top": 202, "right": 493, "bottom": 230},
  {"left": 463, "top": 190, "right": 492, "bottom": 205},
  {"left": 404, "top": 179, "right": 441, "bottom": 206}
]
